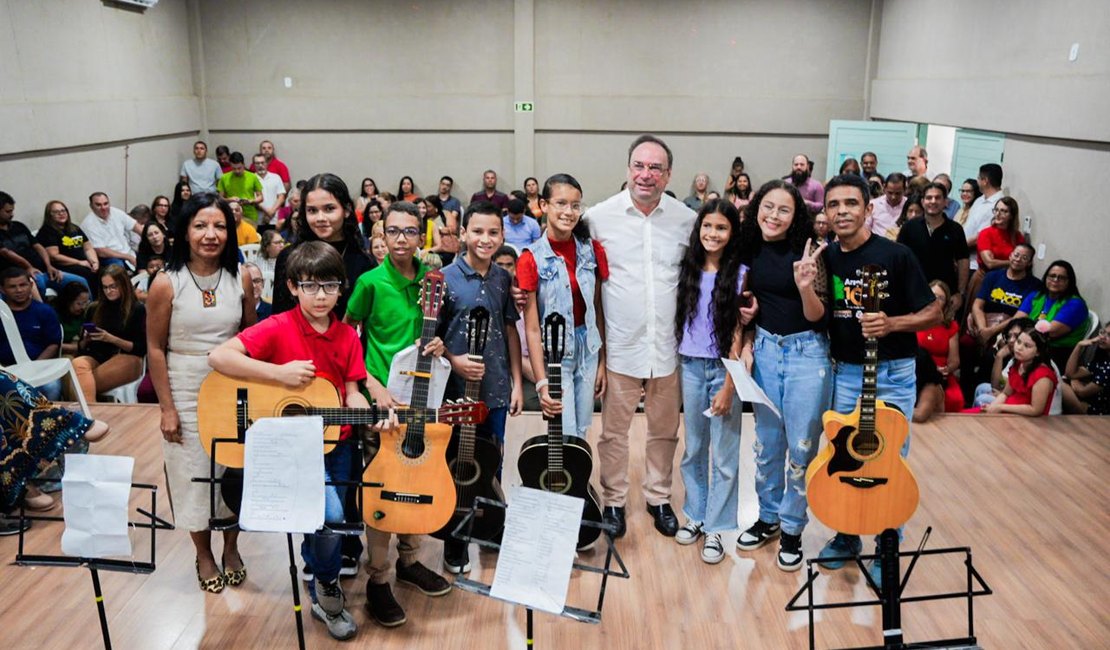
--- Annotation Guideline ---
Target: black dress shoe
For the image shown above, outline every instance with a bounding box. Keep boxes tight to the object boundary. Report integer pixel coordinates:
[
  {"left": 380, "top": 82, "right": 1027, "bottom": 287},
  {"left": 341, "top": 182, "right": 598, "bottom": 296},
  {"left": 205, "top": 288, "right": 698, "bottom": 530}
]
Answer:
[
  {"left": 647, "top": 503, "right": 678, "bottom": 537},
  {"left": 602, "top": 506, "right": 627, "bottom": 539}
]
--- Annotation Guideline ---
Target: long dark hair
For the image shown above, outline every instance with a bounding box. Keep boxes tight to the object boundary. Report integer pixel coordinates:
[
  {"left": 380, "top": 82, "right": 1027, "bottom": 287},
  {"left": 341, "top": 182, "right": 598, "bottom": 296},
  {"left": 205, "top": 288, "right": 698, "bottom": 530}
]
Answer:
[
  {"left": 896, "top": 193, "right": 923, "bottom": 227},
  {"left": 1042, "top": 259, "right": 1081, "bottom": 300},
  {"left": 138, "top": 221, "right": 169, "bottom": 259},
  {"left": 41, "top": 200, "right": 77, "bottom": 235},
  {"left": 675, "top": 198, "right": 745, "bottom": 357},
  {"left": 93, "top": 264, "right": 137, "bottom": 327},
  {"left": 169, "top": 180, "right": 190, "bottom": 229},
  {"left": 1015, "top": 323, "right": 1052, "bottom": 384},
  {"left": 541, "top": 173, "right": 591, "bottom": 243},
  {"left": 738, "top": 179, "right": 812, "bottom": 262},
  {"left": 296, "top": 173, "right": 366, "bottom": 253},
  {"left": 167, "top": 193, "right": 241, "bottom": 275}
]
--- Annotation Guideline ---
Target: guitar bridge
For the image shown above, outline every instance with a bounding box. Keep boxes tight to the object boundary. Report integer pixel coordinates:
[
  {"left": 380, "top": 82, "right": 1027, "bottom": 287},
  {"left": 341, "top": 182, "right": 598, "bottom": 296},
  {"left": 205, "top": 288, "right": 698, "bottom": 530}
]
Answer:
[
  {"left": 381, "top": 490, "right": 433, "bottom": 504},
  {"left": 838, "top": 476, "right": 888, "bottom": 489}
]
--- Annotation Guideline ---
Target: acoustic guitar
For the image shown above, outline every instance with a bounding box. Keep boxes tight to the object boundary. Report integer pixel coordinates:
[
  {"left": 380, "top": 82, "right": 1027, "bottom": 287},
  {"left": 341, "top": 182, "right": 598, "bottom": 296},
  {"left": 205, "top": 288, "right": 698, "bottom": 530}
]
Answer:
[
  {"left": 806, "top": 264, "right": 920, "bottom": 536},
  {"left": 196, "top": 371, "right": 485, "bottom": 469},
  {"left": 432, "top": 307, "right": 506, "bottom": 543},
  {"left": 517, "top": 312, "right": 604, "bottom": 550},
  {"left": 362, "top": 270, "right": 466, "bottom": 535}
]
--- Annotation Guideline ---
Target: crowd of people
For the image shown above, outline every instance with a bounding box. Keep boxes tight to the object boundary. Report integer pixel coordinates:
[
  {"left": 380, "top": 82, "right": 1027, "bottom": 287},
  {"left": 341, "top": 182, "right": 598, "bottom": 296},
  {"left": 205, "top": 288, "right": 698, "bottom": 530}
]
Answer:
[{"left": 1, "top": 134, "right": 1106, "bottom": 641}]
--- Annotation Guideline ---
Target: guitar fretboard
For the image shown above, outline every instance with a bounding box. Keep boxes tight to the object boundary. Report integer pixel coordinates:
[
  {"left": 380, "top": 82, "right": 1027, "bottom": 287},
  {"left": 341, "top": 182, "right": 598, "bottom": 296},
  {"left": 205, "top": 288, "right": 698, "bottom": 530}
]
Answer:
[
  {"left": 404, "top": 314, "right": 439, "bottom": 453},
  {"left": 546, "top": 358, "right": 564, "bottom": 475}
]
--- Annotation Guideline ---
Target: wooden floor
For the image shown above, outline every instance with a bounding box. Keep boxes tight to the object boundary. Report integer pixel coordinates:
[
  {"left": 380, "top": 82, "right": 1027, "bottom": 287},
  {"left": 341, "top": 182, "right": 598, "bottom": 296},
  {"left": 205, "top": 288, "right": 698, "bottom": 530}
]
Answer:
[{"left": 2, "top": 405, "right": 1107, "bottom": 649}]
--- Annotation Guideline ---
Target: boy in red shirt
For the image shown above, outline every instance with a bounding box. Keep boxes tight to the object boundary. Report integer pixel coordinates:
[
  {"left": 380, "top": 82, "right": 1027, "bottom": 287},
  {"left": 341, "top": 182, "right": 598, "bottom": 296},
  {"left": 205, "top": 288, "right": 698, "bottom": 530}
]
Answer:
[{"left": 208, "top": 241, "right": 369, "bottom": 641}]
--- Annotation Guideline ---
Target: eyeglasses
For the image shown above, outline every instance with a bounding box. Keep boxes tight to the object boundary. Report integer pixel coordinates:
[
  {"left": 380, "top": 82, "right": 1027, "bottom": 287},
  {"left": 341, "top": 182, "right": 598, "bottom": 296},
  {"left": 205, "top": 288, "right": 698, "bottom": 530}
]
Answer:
[
  {"left": 50, "top": 207, "right": 69, "bottom": 215},
  {"left": 549, "top": 200, "right": 583, "bottom": 213},
  {"left": 385, "top": 226, "right": 421, "bottom": 239},
  {"left": 251, "top": 277, "right": 265, "bottom": 286},
  {"left": 1046, "top": 274, "right": 1069, "bottom": 282},
  {"left": 102, "top": 283, "right": 120, "bottom": 292},
  {"left": 760, "top": 203, "right": 793, "bottom": 218},
  {"left": 629, "top": 162, "right": 668, "bottom": 176},
  {"left": 296, "top": 281, "right": 342, "bottom": 295},
  {"left": 992, "top": 207, "right": 1010, "bottom": 214}
]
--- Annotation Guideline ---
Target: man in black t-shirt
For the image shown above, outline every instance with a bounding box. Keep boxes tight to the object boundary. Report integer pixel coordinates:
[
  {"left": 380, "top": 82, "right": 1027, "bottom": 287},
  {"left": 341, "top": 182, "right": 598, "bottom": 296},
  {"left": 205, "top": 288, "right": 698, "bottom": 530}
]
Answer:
[
  {"left": 814, "top": 174, "right": 941, "bottom": 584},
  {"left": 897, "top": 183, "right": 969, "bottom": 313}
]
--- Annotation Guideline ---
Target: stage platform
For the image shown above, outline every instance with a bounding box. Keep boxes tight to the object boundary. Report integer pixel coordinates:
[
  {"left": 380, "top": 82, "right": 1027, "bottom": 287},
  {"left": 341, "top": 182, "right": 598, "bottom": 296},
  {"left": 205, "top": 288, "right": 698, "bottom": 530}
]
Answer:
[{"left": 2, "top": 406, "right": 1106, "bottom": 649}]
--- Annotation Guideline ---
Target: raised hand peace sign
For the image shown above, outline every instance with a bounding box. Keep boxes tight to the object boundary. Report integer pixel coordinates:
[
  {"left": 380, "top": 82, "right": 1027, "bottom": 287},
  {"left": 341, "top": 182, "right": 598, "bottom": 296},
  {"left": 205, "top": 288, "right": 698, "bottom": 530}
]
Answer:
[{"left": 793, "top": 238, "right": 828, "bottom": 290}]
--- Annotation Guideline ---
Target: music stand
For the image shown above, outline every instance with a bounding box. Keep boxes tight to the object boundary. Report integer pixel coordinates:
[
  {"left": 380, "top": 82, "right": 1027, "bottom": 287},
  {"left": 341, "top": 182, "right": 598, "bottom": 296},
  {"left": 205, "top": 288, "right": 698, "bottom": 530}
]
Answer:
[
  {"left": 13, "top": 477, "right": 174, "bottom": 650},
  {"left": 785, "top": 526, "right": 993, "bottom": 650},
  {"left": 195, "top": 434, "right": 381, "bottom": 650},
  {"left": 451, "top": 496, "right": 630, "bottom": 648}
]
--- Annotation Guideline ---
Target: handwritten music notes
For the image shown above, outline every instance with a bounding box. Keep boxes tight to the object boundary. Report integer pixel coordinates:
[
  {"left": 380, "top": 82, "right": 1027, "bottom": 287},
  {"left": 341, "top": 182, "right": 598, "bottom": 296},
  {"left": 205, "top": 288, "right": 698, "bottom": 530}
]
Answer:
[
  {"left": 239, "top": 416, "right": 325, "bottom": 533},
  {"left": 61, "top": 454, "right": 135, "bottom": 558},
  {"left": 490, "top": 486, "right": 582, "bottom": 615},
  {"left": 722, "top": 357, "right": 782, "bottom": 419}
]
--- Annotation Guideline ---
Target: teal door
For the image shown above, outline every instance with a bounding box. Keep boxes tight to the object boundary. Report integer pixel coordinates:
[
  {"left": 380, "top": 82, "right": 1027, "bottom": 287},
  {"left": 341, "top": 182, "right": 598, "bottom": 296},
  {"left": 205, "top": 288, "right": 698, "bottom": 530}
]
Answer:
[
  {"left": 825, "top": 120, "right": 918, "bottom": 180},
  {"left": 950, "top": 129, "right": 1006, "bottom": 196}
]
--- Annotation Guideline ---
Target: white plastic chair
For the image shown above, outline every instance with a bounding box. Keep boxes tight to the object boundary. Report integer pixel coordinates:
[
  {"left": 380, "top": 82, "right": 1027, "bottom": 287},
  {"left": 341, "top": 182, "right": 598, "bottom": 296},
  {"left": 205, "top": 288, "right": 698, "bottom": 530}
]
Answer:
[
  {"left": 102, "top": 356, "right": 146, "bottom": 404},
  {"left": 240, "top": 243, "right": 261, "bottom": 264},
  {"left": 1084, "top": 309, "right": 1100, "bottom": 339},
  {"left": 0, "top": 300, "right": 92, "bottom": 417}
]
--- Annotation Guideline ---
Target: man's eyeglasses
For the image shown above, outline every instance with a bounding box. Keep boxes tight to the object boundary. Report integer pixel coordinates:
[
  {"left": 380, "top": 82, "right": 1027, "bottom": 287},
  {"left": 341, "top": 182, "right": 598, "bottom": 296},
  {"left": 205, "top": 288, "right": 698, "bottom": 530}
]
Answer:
[
  {"left": 629, "top": 162, "right": 668, "bottom": 176},
  {"left": 385, "top": 226, "right": 421, "bottom": 240},
  {"left": 296, "top": 281, "right": 342, "bottom": 295}
]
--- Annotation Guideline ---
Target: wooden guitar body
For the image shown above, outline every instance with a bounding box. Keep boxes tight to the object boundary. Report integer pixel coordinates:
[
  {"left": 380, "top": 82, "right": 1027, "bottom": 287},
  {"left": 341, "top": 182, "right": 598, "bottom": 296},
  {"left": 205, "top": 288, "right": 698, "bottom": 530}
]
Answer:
[
  {"left": 431, "top": 434, "right": 505, "bottom": 542},
  {"left": 517, "top": 433, "right": 604, "bottom": 550},
  {"left": 806, "top": 398, "right": 920, "bottom": 536},
  {"left": 362, "top": 421, "right": 457, "bottom": 534}
]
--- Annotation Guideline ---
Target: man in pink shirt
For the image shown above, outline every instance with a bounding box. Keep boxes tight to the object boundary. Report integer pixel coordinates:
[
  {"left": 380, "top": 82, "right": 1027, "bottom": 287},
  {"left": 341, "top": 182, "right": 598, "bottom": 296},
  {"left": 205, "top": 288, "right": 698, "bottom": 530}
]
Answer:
[{"left": 865, "top": 172, "right": 907, "bottom": 239}]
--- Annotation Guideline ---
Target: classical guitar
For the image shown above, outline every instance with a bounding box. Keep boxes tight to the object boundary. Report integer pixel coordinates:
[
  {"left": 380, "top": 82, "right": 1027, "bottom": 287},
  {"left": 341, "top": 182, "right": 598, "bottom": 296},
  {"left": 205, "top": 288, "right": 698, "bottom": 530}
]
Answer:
[
  {"left": 363, "top": 270, "right": 466, "bottom": 535},
  {"left": 196, "top": 372, "right": 485, "bottom": 469},
  {"left": 806, "top": 264, "right": 920, "bottom": 536},
  {"left": 432, "top": 307, "right": 506, "bottom": 543},
  {"left": 517, "top": 312, "right": 604, "bottom": 550}
]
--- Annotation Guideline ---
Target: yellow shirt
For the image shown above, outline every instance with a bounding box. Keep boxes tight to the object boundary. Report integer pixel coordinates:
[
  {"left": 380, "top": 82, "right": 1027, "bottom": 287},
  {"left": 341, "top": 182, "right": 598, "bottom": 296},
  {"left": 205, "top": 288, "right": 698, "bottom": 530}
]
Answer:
[{"left": 236, "top": 220, "right": 260, "bottom": 246}]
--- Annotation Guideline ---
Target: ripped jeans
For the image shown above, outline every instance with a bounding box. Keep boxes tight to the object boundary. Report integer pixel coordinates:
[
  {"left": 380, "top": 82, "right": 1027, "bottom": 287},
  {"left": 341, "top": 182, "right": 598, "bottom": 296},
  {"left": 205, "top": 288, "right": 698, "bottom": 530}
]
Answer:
[{"left": 751, "top": 327, "right": 832, "bottom": 536}]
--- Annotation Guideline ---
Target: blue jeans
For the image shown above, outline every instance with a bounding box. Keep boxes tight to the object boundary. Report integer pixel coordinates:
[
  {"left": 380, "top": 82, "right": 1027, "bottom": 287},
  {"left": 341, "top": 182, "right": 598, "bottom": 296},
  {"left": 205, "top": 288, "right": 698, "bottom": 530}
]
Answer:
[
  {"left": 559, "top": 325, "right": 599, "bottom": 438},
  {"left": 477, "top": 406, "right": 508, "bottom": 446},
  {"left": 679, "top": 356, "right": 741, "bottom": 533},
  {"left": 301, "top": 440, "right": 352, "bottom": 587},
  {"left": 33, "top": 270, "right": 90, "bottom": 296},
  {"left": 751, "top": 328, "right": 832, "bottom": 536}
]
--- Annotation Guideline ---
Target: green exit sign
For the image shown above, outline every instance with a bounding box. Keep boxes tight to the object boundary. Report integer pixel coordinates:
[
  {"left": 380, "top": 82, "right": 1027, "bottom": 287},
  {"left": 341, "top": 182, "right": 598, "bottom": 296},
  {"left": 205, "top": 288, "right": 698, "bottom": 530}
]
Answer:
[{"left": 514, "top": 102, "right": 534, "bottom": 112}]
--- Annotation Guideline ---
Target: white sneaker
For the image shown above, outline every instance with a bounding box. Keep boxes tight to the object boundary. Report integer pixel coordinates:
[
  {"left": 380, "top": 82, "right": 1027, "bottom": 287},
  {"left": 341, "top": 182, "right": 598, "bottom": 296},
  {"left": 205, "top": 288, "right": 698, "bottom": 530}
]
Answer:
[
  {"left": 311, "top": 603, "right": 357, "bottom": 641},
  {"left": 675, "top": 521, "right": 702, "bottom": 546},
  {"left": 701, "top": 533, "right": 725, "bottom": 564}
]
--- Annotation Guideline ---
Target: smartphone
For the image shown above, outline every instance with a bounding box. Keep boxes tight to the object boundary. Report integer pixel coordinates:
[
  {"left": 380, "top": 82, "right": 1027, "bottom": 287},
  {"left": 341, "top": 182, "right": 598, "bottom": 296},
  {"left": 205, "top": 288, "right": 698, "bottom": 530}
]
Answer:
[{"left": 82, "top": 323, "right": 97, "bottom": 335}]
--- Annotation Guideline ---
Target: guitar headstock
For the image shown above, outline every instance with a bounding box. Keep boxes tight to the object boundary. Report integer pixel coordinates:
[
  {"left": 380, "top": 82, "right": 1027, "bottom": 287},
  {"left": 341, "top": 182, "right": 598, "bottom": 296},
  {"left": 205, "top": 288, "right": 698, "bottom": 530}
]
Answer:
[
  {"left": 466, "top": 307, "right": 491, "bottom": 357},
  {"left": 857, "top": 264, "right": 889, "bottom": 314},
  {"left": 543, "top": 312, "right": 566, "bottom": 364},
  {"left": 420, "top": 270, "right": 446, "bottom": 319},
  {"left": 440, "top": 399, "right": 489, "bottom": 425}
]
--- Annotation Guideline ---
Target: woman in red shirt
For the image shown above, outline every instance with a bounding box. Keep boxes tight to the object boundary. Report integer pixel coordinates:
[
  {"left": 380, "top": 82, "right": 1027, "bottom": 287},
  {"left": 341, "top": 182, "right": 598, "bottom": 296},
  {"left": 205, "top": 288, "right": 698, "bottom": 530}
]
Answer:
[
  {"left": 916, "top": 281, "right": 963, "bottom": 412},
  {"left": 982, "top": 326, "right": 1057, "bottom": 416},
  {"left": 977, "top": 197, "right": 1024, "bottom": 271}
]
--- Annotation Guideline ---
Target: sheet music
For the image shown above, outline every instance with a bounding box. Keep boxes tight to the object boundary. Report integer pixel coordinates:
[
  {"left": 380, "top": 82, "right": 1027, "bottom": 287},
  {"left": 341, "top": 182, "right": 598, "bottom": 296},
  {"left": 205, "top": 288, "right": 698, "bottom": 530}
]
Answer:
[
  {"left": 722, "top": 357, "right": 782, "bottom": 419},
  {"left": 386, "top": 343, "right": 451, "bottom": 408},
  {"left": 61, "top": 454, "right": 134, "bottom": 558},
  {"left": 239, "top": 416, "right": 326, "bottom": 533},
  {"left": 489, "top": 486, "right": 582, "bottom": 615}
]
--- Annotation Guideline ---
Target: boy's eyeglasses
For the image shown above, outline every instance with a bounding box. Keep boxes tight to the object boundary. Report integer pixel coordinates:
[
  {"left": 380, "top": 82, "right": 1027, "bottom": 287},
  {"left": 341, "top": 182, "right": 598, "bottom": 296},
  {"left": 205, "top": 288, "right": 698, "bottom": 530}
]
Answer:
[
  {"left": 296, "top": 281, "right": 343, "bottom": 295},
  {"left": 385, "top": 226, "right": 421, "bottom": 239}
]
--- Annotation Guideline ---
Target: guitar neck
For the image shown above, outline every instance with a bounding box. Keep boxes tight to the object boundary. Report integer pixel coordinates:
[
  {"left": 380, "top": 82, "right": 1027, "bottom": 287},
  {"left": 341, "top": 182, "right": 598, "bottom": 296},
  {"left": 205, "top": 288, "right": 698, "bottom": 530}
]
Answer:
[
  {"left": 546, "top": 359, "right": 564, "bottom": 473},
  {"left": 860, "top": 336, "right": 878, "bottom": 434},
  {"left": 306, "top": 406, "right": 440, "bottom": 426},
  {"left": 456, "top": 353, "right": 484, "bottom": 464},
  {"left": 410, "top": 315, "right": 439, "bottom": 411}
]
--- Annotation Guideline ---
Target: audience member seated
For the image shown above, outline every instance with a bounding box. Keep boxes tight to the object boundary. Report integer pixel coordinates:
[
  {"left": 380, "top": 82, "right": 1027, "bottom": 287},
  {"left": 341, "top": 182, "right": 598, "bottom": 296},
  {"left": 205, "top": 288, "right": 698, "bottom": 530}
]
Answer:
[
  {"left": 913, "top": 346, "right": 945, "bottom": 423},
  {"left": 0, "top": 369, "right": 110, "bottom": 531},
  {"left": 53, "top": 281, "right": 92, "bottom": 356},
  {"left": 933, "top": 173, "right": 959, "bottom": 219},
  {"left": 838, "top": 157, "right": 861, "bottom": 176},
  {"left": 72, "top": 265, "right": 146, "bottom": 403},
  {"left": 242, "top": 263, "right": 271, "bottom": 320},
  {"left": 137, "top": 221, "right": 170, "bottom": 271},
  {"left": 523, "top": 177, "right": 544, "bottom": 219},
  {"left": 369, "top": 234, "right": 387, "bottom": 266},
  {"left": 813, "top": 211, "right": 833, "bottom": 243},
  {"left": 684, "top": 173, "right": 711, "bottom": 211},
  {"left": 35, "top": 198, "right": 98, "bottom": 296},
  {"left": 1, "top": 192, "right": 89, "bottom": 297},
  {"left": 81, "top": 192, "right": 142, "bottom": 270},
  {"left": 728, "top": 172, "right": 753, "bottom": 214},
  {"left": 1012, "top": 260, "right": 1090, "bottom": 371},
  {"left": 970, "top": 325, "right": 1057, "bottom": 417},
  {"left": 230, "top": 199, "right": 260, "bottom": 246},
  {"left": 150, "top": 195, "right": 172, "bottom": 234},
  {"left": 916, "top": 281, "right": 963, "bottom": 412},
  {"left": 492, "top": 245, "right": 539, "bottom": 412},
  {"left": 0, "top": 268, "right": 63, "bottom": 400},
  {"left": 397, "top": 175, "right": 420, "bottom": 203},
  {"left": 502, "top": 198, "right": 541, "bottom": 251},
  {"left": 470, "top": 169, "right": 509, "bottom": 213},
  {"left": 424, "top": 196, "right": 458, "bottom": 266},
  {"left": 865, "top": 172, "right": 907, "bottom": 240},
  {"left": 169, "top": 181, "right": 191, "bottom": 232},
  {"left": 1060, "top": 324, "right": 1110, "bottom": 415},
  {"left": 133, "top": 255, "right": 165, "bottom": 303},
  {"left": 969, "top": 196, "right": 1024, "bottom": 305},
  {"left": 276, "top": 185, "right": 301, "bottom": 244},
  {"left": 128, "top": 204, "right": 151, "bottom": 253},
  {"left": 255, "top": 229, "right": 284, "bottom": 300},
  {"left": 355, "top": 177, "right": 379, "bottom": 218}
]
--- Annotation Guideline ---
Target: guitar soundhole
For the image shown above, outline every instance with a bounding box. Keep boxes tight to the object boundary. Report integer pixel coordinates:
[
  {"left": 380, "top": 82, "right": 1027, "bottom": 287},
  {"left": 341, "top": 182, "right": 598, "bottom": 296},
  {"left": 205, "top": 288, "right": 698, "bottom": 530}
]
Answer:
[
  {"left": 449, "top": 459, "right": 480, "bottom": 486},
  {"left": 539, "top": 469, "right": 572, "bottom": 494},
  {"left": 850, "top": 433, "right": 883, "bottom": 460},
  {"left": 402, "top": 438, "right": 426, "bottom": 459},
  {"left": 280, "top": 402, "right": 309, "bottom": 417}
]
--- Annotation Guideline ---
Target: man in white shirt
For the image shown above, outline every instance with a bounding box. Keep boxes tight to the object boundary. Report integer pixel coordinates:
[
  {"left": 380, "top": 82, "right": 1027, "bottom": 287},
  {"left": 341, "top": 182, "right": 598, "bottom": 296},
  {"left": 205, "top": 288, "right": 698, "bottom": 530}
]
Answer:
[
  {"left": 864, "top": 172, "right": 907, "bottom": 240},
  {"left": 179, "top": 140, "right": 223, "bottom": 195},
  {"left": 253, "top": 154, "right": 287, "bottom": 227},
  {"left": 80, "top": 192, "right": 141, "bottom": 269},
  {"left": 586, "top": 134, "right": 695, "bottom": 540},
  {"left": 963, "top": 163, "right": 1005, "bottom": 272}
]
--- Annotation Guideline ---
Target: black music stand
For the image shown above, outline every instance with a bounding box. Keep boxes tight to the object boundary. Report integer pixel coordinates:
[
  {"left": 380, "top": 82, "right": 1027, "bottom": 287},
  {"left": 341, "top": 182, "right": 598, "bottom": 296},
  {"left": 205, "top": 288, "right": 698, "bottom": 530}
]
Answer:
[
  {"left": 451, "top": 496, "right": 630, "bottom": 649},
  {"left": 13, "top": 477, "right": 174, "bottom": 650},
  {"left": 195, "top": 434, "right": 381, "bottom": 650},
  {"left": 785, "top": 527, "right": 992, "bottom": 650}
]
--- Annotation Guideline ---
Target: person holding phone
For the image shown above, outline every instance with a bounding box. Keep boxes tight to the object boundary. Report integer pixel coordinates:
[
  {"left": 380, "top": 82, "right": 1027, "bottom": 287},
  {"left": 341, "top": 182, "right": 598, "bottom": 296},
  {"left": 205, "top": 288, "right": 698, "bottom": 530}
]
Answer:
[{"left": 72, "top": 265, "right": 147, "bottom": 403}]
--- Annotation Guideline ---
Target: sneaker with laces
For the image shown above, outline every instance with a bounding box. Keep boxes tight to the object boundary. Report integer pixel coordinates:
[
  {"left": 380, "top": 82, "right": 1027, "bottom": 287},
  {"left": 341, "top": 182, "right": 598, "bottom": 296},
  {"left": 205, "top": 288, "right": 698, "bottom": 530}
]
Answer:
[
  {"left": 396, "top": 560, "right": 452, "bottom": 597},
  {"left": 315, "top": 578, "right": 345, "bottom": 616},
  {"left": 365, "top": 581, "right": 406, "bottom": 627},
  {"left": 701, "top": 532, "right": 725, "bottom": 564},
  {"left": 736, "top": 520, "right": 781, "bottom": 551},
  {"left": 311, "top": 603, "right": 357, "bottom": 640},
  {"left": 675, "top": 521, "right": 702, "bottom": 546},
  {"left": 443, "top": 539, "right": 471, "bottom": 575},
  {"left": 301, "top": 563, "right": 314, "bottom": 582},
  {"left": 777, "top": 532, "right": 803, "bottom": 572},
  {"left": 816, "top": 533, "right": 862, "bottom": 570}
]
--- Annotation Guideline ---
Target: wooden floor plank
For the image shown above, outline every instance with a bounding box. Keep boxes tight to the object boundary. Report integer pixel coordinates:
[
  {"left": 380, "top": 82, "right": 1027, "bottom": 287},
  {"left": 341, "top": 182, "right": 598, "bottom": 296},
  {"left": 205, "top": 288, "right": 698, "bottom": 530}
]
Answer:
[{"left": 2, "top": 405, "right": 1107, "bottom": 648}]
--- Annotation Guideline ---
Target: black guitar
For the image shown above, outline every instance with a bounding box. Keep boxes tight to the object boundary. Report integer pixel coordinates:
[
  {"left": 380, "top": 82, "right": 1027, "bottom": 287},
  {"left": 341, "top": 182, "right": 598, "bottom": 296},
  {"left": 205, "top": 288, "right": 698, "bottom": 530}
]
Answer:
[
  {"left": 517, "top": 312, "right": 603, "bottom": 550},
  {"left": 432, "top": 307, "right": 506, "bottom": 543}
]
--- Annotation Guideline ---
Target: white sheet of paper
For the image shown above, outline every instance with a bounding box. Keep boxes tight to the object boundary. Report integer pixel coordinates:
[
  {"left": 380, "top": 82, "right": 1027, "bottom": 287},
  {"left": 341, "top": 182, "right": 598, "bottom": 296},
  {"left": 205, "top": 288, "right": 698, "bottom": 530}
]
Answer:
[
  {"left": 239, "top": 416, "right": 326, "bottom": 533},
  {"left": 722, "top": 357, "right": 782, "bottom": 419},
  {"left": 387, "top": 344, "right": 451, "bottom": 408},
  {"left": 489, "top": 486, "right": 582, "bottom": 615},
  {"left": 61, "top": 454, "right": 134, "bottom": 558}
]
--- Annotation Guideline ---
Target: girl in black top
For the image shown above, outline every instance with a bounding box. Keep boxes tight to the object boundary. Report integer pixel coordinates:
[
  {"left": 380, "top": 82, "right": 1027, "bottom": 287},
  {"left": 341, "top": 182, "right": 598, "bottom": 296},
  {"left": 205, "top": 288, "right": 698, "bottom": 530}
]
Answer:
[
  {"left": 72, "top": 265, "right": 146, "bottom": 403},
  {"left": 36, "top": 200, "right": 99, "bottom": 298},
  {"left": 137, "top": 221, "right": 171, "bottom": 271}
]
